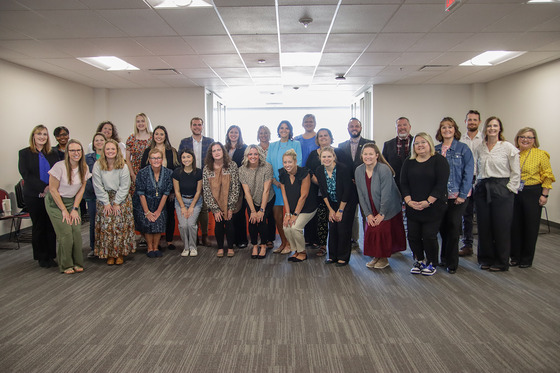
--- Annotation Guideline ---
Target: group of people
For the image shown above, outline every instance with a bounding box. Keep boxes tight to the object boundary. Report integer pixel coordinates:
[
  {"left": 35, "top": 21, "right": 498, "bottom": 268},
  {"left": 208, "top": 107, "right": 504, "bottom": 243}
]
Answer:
[{"left": 18, "top": 110, "right": 554, "bottom": 276}]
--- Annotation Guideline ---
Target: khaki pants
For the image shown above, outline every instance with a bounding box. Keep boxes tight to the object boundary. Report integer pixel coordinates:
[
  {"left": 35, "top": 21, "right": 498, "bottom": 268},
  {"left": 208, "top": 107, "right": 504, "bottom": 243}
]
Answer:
[{"left": 284, "top": 210, "right": 317, "bottom": 253}]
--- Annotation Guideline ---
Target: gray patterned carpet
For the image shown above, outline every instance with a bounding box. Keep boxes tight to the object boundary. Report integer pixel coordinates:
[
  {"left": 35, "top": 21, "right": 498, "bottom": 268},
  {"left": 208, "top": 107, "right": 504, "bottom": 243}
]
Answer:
[{"left": 0, "top": 224, "right": 559, "bottom": 373}]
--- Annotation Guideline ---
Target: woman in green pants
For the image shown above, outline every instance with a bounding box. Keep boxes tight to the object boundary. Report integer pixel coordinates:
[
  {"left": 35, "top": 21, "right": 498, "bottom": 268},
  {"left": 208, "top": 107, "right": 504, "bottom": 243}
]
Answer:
[{"left": 45, "top": 139, "right": 91, "bottom": 274}]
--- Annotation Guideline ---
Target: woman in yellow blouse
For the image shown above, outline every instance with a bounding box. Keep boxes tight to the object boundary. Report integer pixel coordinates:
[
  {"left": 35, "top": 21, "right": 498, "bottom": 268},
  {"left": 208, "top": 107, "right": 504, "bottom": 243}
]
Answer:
[{"left": 511, "top": 127, "right": 555, "bottom": 268}]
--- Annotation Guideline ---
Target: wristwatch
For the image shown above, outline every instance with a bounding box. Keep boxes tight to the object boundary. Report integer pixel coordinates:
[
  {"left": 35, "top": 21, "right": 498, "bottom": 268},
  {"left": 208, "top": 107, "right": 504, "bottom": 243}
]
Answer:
[
  {"left": 338, "top": 209, "right": 344, "bottom": 213},
  {"left": 259, "top": 208, "right": 264, "bottom": 212},
  {"left": 292, "top": 212, "right": 298, "bottom": 216},
  {"left": 72, "top": 206, "right": 79, "bottom": 211}
]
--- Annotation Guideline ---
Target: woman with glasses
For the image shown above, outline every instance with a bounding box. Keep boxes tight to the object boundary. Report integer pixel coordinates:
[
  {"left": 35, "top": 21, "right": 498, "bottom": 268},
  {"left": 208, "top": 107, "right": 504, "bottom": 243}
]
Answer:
[
  {"left": 140, "top": 125, "right": 179, "bottom": 251},
  {"left": 18, "top": 125, "right": 59, "bottom": 268},
  {"left": 401, "top": 133, "right": 449, "bottom": 276},
  {"left": 510, "top": 127, "right": 554, "bottom": 268},
  {"left": 474, "top": 117, "right": 520, "bottom": 272},
  {"left": 134, "top": 148, "right": 173, "bottom": 258},
  {"left": 45, "top": 139, "right": 91, "bottom": 274}
]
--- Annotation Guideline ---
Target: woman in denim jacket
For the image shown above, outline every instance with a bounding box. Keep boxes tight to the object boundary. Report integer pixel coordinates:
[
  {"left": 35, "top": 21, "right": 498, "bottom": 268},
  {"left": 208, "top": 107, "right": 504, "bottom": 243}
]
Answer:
[{"left": 435, "top": 117, "right": 474, "bottom": 274}]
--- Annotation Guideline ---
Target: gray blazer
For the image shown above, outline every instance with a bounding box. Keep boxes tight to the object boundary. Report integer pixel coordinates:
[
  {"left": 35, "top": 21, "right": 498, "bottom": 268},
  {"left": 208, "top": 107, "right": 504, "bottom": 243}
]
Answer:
[{"left": 355, "top": 162, "right": 402, "bottom": 221}]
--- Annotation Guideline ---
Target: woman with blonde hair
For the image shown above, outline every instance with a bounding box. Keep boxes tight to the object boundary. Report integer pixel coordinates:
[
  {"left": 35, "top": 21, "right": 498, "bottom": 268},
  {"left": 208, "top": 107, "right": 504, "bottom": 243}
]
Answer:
[
  {"left": 126, "top": 112, "right": 153, "bottom": 186},
  {"left": 92, "top": 139, "right": 136, "bottom": 265},
  {"left": 18, "top": 125, "right": 59, "bottom": 268},
  {"left": 355, "top": 143, "right": 406, "bottom": 269},
  {"left": 239, "top": 145, "right": 275, "bottom": 259},
  {"left": 510, "top": 127, "right": 554, "bottom": 268},
  {"left": 45, "top": 139, "right": 91, "bottom": 274},
  {"left": 401, "top": 133, "right": 449, "bottom": 276},
  {"left": 280, "top": 149, "right": 317, "bottom": 262}
]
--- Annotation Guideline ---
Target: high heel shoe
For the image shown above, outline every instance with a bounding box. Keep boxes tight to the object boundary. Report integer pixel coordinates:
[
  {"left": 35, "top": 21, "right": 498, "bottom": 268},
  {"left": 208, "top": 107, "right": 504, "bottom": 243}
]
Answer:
[
  {"left": 257, "top": 245, "right": 267, "bottom": 259},
  {"left": 251, "top": 246, "right": 258, "bottom": 259}
]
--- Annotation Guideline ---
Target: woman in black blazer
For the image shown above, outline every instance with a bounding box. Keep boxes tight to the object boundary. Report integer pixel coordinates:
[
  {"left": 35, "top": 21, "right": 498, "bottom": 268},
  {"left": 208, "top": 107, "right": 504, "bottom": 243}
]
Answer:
[
  {"left": 225, "top": 125, "right": 249, "bottom": 248},
  {"left": 18, "top": 125, "right": 59, "bottom": 268},
  {"left": 315, "top": 146, "right": 357, "bottom": 266}
]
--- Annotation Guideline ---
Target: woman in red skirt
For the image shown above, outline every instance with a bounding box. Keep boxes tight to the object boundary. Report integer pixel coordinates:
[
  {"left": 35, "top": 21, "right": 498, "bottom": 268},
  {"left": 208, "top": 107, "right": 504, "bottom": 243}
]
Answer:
[{"left": 355, "top": 143, "right": 406, "bottom": 269}]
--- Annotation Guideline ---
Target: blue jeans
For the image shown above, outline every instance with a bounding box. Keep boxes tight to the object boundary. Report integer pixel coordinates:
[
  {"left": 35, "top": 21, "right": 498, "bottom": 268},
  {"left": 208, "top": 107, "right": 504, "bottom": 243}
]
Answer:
[{"left": 175, "top": 197, "right": 202, "bottom": 251}]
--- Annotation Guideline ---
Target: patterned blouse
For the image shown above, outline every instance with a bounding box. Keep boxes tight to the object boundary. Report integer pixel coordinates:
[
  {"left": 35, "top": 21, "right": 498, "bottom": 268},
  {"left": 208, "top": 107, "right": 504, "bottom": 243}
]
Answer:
[
  {"left": 238, "top": 162, "right": 274, "bottom": 206},
  {"left": 325, "top": 167, "right": 337, "bottom": 203},
  {"left": 126, "top": 134, "right": 152, "bottom": 175},
  {"left": 519, "top": 148, "right": 555, "bottom": 189},
  {"left": 202, "top": 161, "right": 240, "bottom": 213}
]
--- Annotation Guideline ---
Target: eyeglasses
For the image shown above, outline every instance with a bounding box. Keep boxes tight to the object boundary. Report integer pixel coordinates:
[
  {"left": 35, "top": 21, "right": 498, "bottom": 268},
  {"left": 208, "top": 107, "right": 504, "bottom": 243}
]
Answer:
[
  {"left": 150, "top": 157, "right": 163, "bottom": 161},
  {"left": 519, "top": 136, "right": 535, "bottom": 140},
  {"left": 68, "top": 149, "right": 82, "bottom": 153}
]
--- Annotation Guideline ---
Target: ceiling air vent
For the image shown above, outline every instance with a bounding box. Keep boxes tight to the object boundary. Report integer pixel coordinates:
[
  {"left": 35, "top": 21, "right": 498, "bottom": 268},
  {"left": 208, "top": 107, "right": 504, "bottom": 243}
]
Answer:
[
  {"left": 148, "top": 68, "right": 181, "bottom": 75},
  {"left": 418, "top": 65, "right": 452, "bottom": 72}
]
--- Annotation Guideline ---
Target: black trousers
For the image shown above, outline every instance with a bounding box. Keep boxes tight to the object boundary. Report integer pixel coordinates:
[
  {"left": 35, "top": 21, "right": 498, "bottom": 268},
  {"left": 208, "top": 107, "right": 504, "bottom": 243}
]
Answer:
[
  {"left": 233, "top": 199, "right": 248, "bottom": 246},
  {"left": 408, "top": 217, "right": 442, "bottom": 266},
  {"left": 474, "top": 178, "right": 514, "bottom": 270},
  {"left": 25, "top": 195, "right": 56, "bottom": 261},
  {"left": 214, "top": 219, "right": 235, "bottom": 250},
  {"left": 247, "top": 198, "right": 274, "bottom": 245},
  {"left": 165, "top": 196, "right": 175, "bottom": 243},
  {"left": 440, "top": 199, "right": 467, "bottom": 270},
  {"left": 327, "top": 201, "right": 357, "bottom": 262},
  {"left": 511, "top": 184, "right": 542, "bottom": 266},
  {"left": 267, "top": 205, "right": 276, "bottom": 243},
  {"left": 462, "top": 195, "right": 474, "bottom": 246}
]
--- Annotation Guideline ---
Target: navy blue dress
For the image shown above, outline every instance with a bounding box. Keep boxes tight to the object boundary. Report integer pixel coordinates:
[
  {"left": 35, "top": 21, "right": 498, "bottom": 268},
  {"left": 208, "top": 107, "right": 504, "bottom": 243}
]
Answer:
[{"left": 134, "top": 166, "right": 173, "bottom": 233}]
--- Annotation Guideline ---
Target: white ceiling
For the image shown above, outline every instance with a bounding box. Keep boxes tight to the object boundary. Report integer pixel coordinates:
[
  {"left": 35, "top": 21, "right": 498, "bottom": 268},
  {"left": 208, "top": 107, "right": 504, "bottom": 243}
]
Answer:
[{"left": 1, "top": 0, "right": 560, "bottom": 107}]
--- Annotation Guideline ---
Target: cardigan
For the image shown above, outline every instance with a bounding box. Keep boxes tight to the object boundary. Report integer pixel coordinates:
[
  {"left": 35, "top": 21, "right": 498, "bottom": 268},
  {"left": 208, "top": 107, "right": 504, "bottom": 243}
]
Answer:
[
  {"left": 315, "top": 163, "right": 354, "bottom": 206},
  {"left": 355, "top": 162, "right": 402, "bottom": 221}
]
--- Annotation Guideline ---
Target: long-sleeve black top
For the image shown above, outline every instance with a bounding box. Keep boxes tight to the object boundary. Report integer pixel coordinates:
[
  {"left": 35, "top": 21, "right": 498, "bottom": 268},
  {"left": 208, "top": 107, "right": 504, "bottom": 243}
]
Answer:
[
  {"left": 18, "top": 147, "right": 60, "bottom": 197},
  {"left": 400, "top": 153, "right": 449, "bottom": 222}
]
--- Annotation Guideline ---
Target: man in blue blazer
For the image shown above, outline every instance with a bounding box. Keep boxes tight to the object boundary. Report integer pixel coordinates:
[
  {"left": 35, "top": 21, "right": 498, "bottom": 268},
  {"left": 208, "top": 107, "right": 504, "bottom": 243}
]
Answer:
[
  {"left": 178, "top": 117, "right": 214, "bottom": 246},
  {"left": 337, "top": 118, "right": 374, "bottom": 248}
]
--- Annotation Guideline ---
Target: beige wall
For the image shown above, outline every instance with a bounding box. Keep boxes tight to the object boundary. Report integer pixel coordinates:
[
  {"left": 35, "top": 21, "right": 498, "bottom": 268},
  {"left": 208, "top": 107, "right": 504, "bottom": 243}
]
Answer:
[{"left": 0, "top": 59, "right": 205, "bottom": 236}]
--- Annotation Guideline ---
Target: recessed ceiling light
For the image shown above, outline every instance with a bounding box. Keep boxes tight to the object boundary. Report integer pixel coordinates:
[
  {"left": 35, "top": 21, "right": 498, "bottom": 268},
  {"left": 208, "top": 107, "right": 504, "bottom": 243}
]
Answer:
[
  {"left": 144, "top": 0, "right": 212, "bottom": 8},
  {"left": 258, "top": 59, "right": 266, "bottom": 64},
  {"left": 280, "top": 52, "right": 321, "bottom": 67},
  {"left": 459, "top": 51, "right": 526, "bottom": 66},
  {"left": 77, "top": 56, "right": 139, "bottom": 71},
  {"left": 335, "top": 74, "right": 346, "bottom": 80}
]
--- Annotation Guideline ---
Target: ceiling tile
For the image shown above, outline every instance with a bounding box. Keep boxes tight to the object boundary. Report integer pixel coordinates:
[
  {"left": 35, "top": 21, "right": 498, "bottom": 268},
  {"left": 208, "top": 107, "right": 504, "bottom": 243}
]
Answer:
[
  {"left": 0, "top": 10, "right": 71, "bottom": 39},
  {"left": 37, "top": 10, "right": 126, "bottom": 38},
  {"left": 135, "top": 37, "right": 196, "bottom": 55},
  {"left": 183, "top": 36, "right": 236, "bottom": 54},
  {"left": 157, "top": 8, "right": 227, "bottom": 36},
  {"left": 280, "top": 34, "right": 324, "bottom": 53},
  {"left": 483, "top": 4, "right": 560, "bottom": 33},
  {"left": 354, "top": 52, "right": 400, "bottom": 66},
  {"left": 242, "top": 53, "right": 280, "bottom": 67},
  {"left": 160, "top": 55, "right": 207, "bottom": 69},
  {"left": 248, "top": 67, "right": 282, "bottom": 77},
  {"left": 451, "top": 33, "right": 522, "bottom": 52},
  {"left": 89, "top": 38, "right": 151, "bottom": 56},
  {"left": 231, "top": 35, "right": 279, "bottom": 54},
  {"left": 218, "top": 6, "right": 277, "bottom": 34},
  {"left": 176, "top": 68, "right": 218, "bottom": 78},
  {"left": 324, "top": 34, "right": 375, "bottom": 53},
  {"left": 383, "top": 4, "right": 448, "bottom": 33},
  {"left": 79, "top": 0, "right": 150, "bottom": 10},
  {"left": 16, "top": 0, "right": 87, "bottom": 10},
  {"left": 201, "top": 54, "right": 245, "bottom": 68},
  {"left": 97, "top": 9, "right": 175, "bottom": 37},
  {"left": 319, "top": 52, "right": 361, "bottom": 66},
  {"left": 0, "top": 40, "right": 72, "bottom": 58},
  {"left": 278, "top": 5, "right": 337, "bottom": 34},
  {"left": 213, "top": 67, "right": 250, "bottom": 78},
  {"left": 332, "top": 5, "right": 399, "bottom": 33},
  {"left": 431, "top": 4, "right": 520, "bottom": 33},
  {"left": 122, "top": 56, "right": 171, "bottom": 70},
  {"left": 408, "top": 33, "right": 474, "bottom": 52},
  {"left": 366, "top": 33, "right": 424, "bottom": 53}
]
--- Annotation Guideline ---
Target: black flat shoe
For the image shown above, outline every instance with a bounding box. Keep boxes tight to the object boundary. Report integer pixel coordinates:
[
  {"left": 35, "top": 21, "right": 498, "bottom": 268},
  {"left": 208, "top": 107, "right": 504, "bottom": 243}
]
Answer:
[
  {"left": 38, "top": 260, "right": 49, "bottom": 268},
  {"left": 480, "top": 264, "right": 491, "bottom": 270},
  {"left": 489, "top": 266, "right": 507, "bottom": 272},
  {"left": 251, "top": 254, "right": 258, "bottom": 259},
  {"left": 519, "top": 264, "right": 532, "bottom": 268},
  {"left": 336, "top": 261, "right": 348, "bottom": 267},
  {"left": 257, "top": 253, "right": 266, "bottom": 259},
  {"left": 447, "top": 268, "right": 456, "bottom": 274},
  {"left": 167, "top": 244, "right": 176, "bottom": 250},
  {"left": 325, "top": 259, "right": 335, "bottom": 264},
  {"left": 47, "top": 259, "right": 57, "bottom": 268},
  {"left": 510, "top": 260, "right": 519, "bottom": 266}
]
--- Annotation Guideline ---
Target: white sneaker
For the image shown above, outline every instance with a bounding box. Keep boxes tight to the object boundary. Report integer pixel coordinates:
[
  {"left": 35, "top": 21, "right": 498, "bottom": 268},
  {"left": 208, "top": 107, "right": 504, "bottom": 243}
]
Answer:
[
  {"left": 190, "top": 248, "right": 198, "bottom": 257},
  {"left": 181, "top": 249, "right": 190, "bottom": 257},
  {"left": 366, "top": 258, "right": 379, "bottom": 268}
]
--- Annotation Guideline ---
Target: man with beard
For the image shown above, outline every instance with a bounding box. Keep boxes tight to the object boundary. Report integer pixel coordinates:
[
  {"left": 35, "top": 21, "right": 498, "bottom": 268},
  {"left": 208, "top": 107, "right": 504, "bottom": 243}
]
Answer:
[
  {"left": 337, "top": 118, "right": 374, "bottom": 248},
  {"left": 382, "top": 117, "right": 413, "bottom": 193},
  {"left": 458, "top": 110, "right": 483, "bottom": 256}
]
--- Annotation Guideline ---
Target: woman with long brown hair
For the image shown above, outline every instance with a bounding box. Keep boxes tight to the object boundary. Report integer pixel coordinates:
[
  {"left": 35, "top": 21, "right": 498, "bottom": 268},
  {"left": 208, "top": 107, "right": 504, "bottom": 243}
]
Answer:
[{"left": 45, "top": 139, "right": 91, "bottom": 274}]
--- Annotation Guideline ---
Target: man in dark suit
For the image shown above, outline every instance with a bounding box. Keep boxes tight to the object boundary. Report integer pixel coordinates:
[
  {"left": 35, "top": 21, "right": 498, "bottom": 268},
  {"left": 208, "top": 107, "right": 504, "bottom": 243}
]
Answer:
[
  {"left": 337, "top": 118, "right": 374, "bottom": 247},
  {"left": 382, "top": 116, "right": 413, "bottom": 193},
  {"left": 178, "top": 117, "right": 214, "bottom": 246}
]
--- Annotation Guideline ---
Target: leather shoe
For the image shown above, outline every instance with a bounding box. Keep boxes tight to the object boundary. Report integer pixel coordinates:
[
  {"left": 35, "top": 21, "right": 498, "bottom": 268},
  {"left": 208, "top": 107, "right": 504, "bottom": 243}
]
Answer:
[
  {"left": 480, "top": 264, "right": 491, "bottom": 270},
  {"left": 447, "top": 268, "right": 456, "bottom": 274},
  {"left": 519, "top": 264, "right": 532, "bottom": 268},
  {"left": 458, "top": 245, "right": 473, "bottom": 256}
]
